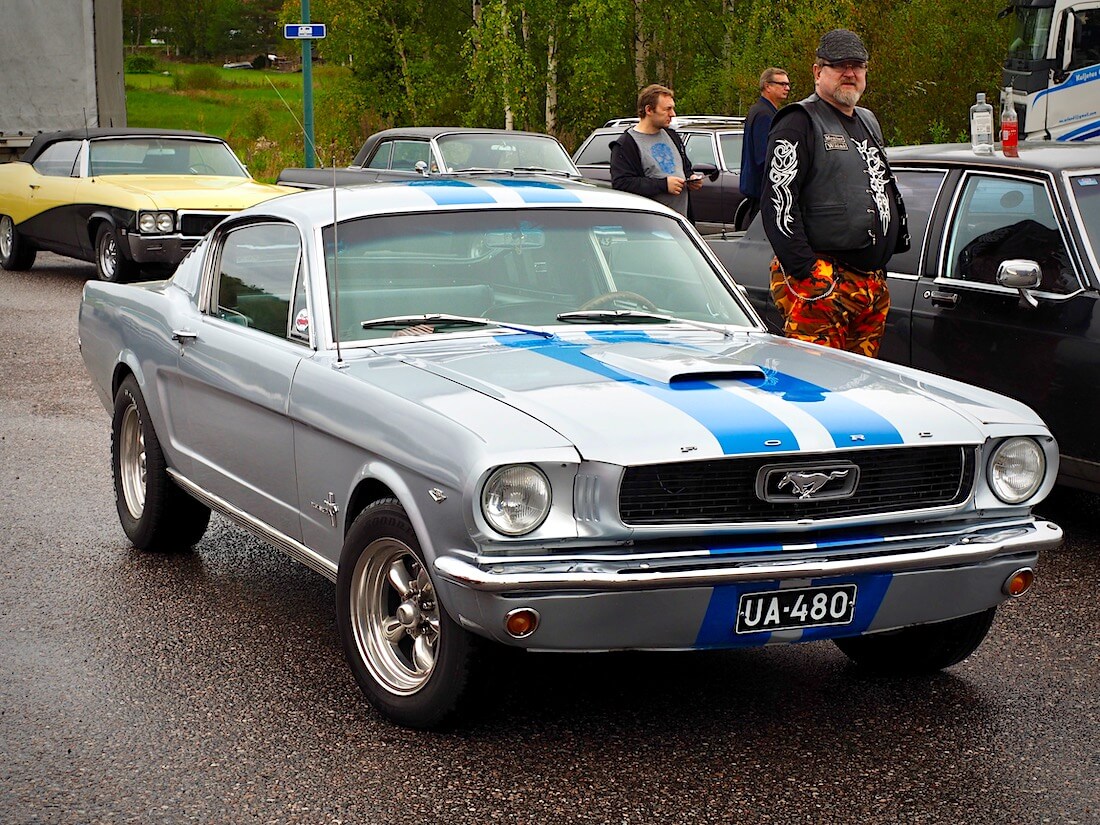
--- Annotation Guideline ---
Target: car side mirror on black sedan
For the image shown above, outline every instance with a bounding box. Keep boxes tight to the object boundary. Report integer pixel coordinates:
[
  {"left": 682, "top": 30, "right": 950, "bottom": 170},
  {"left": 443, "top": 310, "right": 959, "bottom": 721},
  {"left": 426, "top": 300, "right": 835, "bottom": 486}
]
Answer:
[
  {"left": 691, "top": 162, "right": 721, "bottom": 182},
  {"left": 997, "top": 259, "right": 1042, "bottom": 309}
]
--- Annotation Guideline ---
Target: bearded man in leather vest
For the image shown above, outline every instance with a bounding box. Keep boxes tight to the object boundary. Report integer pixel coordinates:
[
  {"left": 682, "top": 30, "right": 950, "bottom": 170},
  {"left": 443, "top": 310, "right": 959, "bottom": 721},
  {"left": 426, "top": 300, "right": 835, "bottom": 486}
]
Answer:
[{"left": 761, "top": 29, "right": 909, "bottom": 358}]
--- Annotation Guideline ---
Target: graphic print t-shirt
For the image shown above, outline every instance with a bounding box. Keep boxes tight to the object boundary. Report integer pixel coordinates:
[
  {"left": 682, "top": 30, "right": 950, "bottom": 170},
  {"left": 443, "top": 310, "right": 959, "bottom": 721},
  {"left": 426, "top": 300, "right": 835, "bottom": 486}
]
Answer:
[{"left": 631, "top": 128, "right": 688, "bottom": 215}]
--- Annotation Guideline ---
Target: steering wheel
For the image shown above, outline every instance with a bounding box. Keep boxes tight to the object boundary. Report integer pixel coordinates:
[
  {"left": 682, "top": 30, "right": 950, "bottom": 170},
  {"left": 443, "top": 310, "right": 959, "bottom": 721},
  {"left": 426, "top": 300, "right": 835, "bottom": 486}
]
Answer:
[
  {"left": 578, "top": 291, "right": 659, "bottom": 312},
  {"left": 189, "top": 163, "right": 217, "bottom": 174}
]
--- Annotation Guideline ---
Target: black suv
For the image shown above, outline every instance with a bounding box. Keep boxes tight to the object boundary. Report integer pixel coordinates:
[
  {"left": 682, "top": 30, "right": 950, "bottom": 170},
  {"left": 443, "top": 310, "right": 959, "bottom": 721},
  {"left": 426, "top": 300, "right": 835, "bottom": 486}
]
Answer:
[{"left": 572, "top": 116, "right": 746, "bottom": 234}]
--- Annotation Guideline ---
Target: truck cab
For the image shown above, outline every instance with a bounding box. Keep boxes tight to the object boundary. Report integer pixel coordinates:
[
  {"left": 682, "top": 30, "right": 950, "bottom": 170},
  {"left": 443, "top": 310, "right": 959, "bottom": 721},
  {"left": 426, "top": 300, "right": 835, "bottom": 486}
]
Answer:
[{"left": 1002, "top": 0, "right": 1100, "bottom": 140}]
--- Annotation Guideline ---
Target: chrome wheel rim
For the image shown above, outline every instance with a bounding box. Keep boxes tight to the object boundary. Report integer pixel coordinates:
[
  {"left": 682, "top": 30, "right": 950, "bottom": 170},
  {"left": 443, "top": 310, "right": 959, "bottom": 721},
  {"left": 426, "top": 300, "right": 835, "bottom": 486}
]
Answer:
[
  {"left": 118, "top": 400, "right": 146, "bottom": 519},
  {"left": 98, "top": 231, "right": 118, "bottom": 280},
  {"left": 350, "top": 539, "right": 440, "bottom": 695},
  {"left": 0, "top": 216, "right": 13, "bottom": 260}
]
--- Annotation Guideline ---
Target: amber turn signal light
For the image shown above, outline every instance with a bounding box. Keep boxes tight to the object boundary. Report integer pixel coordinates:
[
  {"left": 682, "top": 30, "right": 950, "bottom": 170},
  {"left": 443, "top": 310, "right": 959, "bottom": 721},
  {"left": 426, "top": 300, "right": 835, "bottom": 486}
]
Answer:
[
  {"left": 1003, "top": 567, "right": 1035, "bottom": 597},
  {"left": 504, "top": 608, "right": 540, "bottom": 638}
]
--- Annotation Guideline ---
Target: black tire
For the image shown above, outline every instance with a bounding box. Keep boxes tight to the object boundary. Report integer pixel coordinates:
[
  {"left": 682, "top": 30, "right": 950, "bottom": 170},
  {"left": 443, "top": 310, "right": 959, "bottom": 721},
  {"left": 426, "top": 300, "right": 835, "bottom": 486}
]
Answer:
[
  {"left": 95, "top": 223, "right": 139, "bottom": 282},
  {"left": 834, "top": 608, "right": 997, "bottom": 674},
  {"left": 336, "top": 498, "right": 480, "bottom": 729},
  {"left": 111, "top": 375, "right": 210, "bottom": 551},
  {"left": 733, "top": 198, "right": 753, "bottom": 232},
  {"left": 0, "top": 214, "right": 37, "bottom": 271}
]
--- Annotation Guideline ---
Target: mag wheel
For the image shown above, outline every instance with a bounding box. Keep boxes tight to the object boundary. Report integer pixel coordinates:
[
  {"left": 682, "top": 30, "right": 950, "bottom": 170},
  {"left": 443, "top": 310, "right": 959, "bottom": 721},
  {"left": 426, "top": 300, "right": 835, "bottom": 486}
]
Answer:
[
  {"left": 0, "top": 214, "right": 37, "bottom": 271},
  {"left": 337, "top": 499, "right": 480, "bottom": 729},
  {"left": 96, "top": 223, "right": 138, "bottom": 282},
  {"left": 112, "top": 376, "right": 210, "bottom": 551}
]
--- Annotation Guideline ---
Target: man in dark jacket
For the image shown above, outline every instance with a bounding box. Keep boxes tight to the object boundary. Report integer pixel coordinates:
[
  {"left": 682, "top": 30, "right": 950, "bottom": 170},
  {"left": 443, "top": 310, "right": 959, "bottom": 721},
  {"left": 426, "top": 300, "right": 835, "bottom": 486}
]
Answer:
[
  {"left": 739, "top": 67, "right": 790, "bottom": 228},
  {"left": 610, "top": 84, "right": 703, "bottom": 220},
  {"left": 761, "top": 29, "right": 909, "bottom": 358}
]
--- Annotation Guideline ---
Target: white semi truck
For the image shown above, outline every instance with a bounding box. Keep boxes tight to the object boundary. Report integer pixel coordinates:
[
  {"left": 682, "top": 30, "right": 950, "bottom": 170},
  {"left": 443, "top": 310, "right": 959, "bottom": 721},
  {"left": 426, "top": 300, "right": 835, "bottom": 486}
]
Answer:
[
  {"left": 0, "top": 0, "right": 126, "bottom": 162},
  {"left": 1002, "top": 0, "right": 1100, "bottom": 140}
]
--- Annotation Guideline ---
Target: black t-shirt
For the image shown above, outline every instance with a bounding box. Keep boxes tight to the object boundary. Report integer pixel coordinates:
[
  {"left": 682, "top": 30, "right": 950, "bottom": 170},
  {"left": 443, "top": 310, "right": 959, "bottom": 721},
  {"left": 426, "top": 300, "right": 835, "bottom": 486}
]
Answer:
[{"left": 762, "top": 106, "right": 901, "bottom": 277}]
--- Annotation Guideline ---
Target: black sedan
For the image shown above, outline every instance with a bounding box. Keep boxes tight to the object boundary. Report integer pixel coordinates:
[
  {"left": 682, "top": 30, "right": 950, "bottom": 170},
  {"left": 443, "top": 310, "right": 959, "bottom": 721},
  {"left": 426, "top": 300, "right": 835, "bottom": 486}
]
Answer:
[{"left": 707, "top": 141, "right": 1100, "bottom": 492}]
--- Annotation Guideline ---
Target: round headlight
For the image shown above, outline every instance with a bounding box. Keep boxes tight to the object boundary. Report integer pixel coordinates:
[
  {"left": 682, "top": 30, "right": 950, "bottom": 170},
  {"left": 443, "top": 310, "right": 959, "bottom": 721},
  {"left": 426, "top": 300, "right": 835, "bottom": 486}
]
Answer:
[
  {"left": 156, "top": 212, "right": 175, "bottom": 232},
  {"left": 138, "top": 213, "right": 157, "bottom": 233},
  {"left": 481, "top": 465, "right": 551, "bottom": 536},
  {"left": 988, "top": 437, "right": 1045, "bottom": 503}
]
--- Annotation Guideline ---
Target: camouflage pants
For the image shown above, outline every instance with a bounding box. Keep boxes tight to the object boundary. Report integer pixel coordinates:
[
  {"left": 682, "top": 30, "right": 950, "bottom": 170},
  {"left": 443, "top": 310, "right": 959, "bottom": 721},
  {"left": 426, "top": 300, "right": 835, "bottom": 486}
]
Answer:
[{"left": 769, "top": 256, "right": 890, "bottom": 358}]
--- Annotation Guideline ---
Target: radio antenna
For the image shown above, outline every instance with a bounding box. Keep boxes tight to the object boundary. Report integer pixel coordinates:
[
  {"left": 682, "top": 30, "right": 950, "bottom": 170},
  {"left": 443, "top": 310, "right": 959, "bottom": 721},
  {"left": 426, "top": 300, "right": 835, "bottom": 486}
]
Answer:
[
  {"left": 330, "top": 140, "right": 343, "bottom": 366},
  {"left": 265, "top": 75, "right": 320, "bottom": 165}
]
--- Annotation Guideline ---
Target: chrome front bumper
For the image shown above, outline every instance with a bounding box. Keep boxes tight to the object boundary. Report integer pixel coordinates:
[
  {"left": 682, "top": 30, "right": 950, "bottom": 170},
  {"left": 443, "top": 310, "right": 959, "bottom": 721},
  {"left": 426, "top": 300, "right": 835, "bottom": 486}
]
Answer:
[{"left": 435, "top": 519, "right": 1063, "bottom": 593}]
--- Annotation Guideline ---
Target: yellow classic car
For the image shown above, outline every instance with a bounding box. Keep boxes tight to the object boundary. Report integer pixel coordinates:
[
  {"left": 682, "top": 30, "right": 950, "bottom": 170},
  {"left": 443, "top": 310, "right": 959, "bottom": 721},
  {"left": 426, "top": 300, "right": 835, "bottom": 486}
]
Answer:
[{"left": 0, "top": 128, "right": 297, "bottom": 281}]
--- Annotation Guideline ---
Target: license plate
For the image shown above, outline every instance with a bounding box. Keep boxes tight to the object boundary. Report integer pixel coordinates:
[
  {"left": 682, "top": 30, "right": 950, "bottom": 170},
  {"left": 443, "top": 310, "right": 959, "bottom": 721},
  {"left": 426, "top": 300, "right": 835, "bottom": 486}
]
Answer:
[{"left": 735, "top": 584, "right": 857, "bottom": 634}]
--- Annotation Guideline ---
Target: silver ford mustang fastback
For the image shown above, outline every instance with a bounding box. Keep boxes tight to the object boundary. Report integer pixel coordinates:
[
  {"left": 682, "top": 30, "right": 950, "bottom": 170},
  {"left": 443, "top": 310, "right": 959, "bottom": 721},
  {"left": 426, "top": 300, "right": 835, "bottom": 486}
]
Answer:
[{"left": 78, "top": 178, "right": 1063, "bottom": 728}]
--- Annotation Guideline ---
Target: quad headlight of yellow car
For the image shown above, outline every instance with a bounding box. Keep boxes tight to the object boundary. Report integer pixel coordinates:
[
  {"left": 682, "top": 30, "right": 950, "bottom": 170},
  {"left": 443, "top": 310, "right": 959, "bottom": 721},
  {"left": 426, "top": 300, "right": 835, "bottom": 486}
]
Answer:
[{"left": 138, "top": 211, "right": 177, "bottom": 234}]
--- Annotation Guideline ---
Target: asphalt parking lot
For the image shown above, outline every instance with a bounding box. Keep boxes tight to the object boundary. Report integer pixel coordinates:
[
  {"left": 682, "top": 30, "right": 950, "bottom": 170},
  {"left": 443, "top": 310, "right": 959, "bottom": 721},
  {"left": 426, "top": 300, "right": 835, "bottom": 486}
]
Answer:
[{"left": 1, "top": 254, "right": 1097, "bottom": 824}]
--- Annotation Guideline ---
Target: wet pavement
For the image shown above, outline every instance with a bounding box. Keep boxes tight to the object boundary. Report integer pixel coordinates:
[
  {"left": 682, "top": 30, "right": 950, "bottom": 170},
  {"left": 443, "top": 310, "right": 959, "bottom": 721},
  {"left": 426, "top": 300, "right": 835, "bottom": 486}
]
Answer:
[{"left": 1, "top": 255, "right": 1097, "bottom": 823}]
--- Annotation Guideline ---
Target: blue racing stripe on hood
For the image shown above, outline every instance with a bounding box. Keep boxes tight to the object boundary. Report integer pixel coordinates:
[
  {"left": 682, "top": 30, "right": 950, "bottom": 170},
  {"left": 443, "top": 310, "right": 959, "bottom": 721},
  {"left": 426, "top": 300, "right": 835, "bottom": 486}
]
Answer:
[
  {"left": 590, "top": 330, "right": 903, "bottom": 448},
  {"left": 490, "top": 179, "right": 582, "bottom": 203},
  {"left": 499, "top": 335, "right": 798, "bottom": 454},
  {"left": 403, "top": 179, "right": 496, "bottom": 205},
  {"left": 756, "top": 367, "right": 903, "bottom": 447}
]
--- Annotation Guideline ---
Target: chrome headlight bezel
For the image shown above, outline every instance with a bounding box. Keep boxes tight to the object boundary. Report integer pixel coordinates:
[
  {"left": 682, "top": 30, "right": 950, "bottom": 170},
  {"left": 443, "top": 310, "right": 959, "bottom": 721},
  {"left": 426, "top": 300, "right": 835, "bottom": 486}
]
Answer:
[
  {"left": 987, "top": 437, "right": 1046, "bottom": 504},
  {"left": 481, "top": 464, "right": 552, "bottom": 536},
  {"left": 138, "top": 211, "right": 176, "bottom": 234}
]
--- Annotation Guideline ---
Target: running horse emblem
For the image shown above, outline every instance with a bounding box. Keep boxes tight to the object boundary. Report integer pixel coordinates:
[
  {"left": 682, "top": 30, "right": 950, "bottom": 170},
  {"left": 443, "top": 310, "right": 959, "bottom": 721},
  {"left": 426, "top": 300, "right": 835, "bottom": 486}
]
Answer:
[{"left": 777, "top": 469, "right": 851, "bottom": 499}]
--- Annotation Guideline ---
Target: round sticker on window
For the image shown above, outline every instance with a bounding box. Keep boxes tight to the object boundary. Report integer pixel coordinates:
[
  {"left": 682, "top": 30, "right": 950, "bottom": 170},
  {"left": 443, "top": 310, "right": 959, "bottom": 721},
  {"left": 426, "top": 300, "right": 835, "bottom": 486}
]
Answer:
[{"left": 294, "top": 308, "right": 310, "bottom": 335}]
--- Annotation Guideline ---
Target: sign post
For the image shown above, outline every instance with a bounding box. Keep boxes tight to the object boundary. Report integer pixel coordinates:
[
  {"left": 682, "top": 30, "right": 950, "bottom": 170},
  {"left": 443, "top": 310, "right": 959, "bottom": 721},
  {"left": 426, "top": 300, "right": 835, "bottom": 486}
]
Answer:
[{"left": 284, "top": 4, "right": 327, "bottom": 168}]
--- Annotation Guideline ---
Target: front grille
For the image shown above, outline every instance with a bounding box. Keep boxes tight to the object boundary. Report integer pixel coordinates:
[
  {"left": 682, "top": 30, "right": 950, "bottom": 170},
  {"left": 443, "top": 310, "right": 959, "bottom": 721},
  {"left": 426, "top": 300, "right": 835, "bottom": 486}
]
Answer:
[
  {"left": 619, "top": 446, "right": 974, "bottom": 525},
  {"left": 180, "top": 213, "right": 228, "bottom": 238}
]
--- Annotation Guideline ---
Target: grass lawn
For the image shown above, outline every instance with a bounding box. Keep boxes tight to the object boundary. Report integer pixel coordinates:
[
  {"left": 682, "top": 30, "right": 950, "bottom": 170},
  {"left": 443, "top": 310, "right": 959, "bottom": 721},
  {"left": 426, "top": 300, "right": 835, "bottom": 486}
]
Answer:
[{"left": 126, "top": 64, "right": 350, "bottom": 181}]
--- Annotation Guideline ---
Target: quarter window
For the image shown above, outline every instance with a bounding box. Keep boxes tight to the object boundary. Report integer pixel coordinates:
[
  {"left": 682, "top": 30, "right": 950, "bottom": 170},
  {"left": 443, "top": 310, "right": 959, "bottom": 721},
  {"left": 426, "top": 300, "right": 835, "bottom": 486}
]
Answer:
[
  {"left": 32, "top": 141, "right": 81, "bottom": 177},
  {"left": 214, "top": 223, "right": 305, "bottom": 339},
  {"left": 944, "top": 174, "right": 1077, "bottom": 295},
  {"left": 718, "top": 133, "right": 744, "bottom": 172}
]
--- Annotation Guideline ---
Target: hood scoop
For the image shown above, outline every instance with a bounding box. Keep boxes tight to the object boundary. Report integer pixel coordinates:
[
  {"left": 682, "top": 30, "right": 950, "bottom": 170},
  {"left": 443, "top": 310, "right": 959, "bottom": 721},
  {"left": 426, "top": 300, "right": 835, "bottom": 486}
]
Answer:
[{"left": 586, "top": 342, "right": 766, "bottom": 385}]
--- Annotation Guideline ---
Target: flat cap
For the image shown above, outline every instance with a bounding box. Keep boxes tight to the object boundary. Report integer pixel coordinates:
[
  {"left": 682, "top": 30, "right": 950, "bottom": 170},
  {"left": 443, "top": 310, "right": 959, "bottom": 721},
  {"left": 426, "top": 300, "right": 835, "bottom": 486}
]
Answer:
[{"left": 816, "top": 29, "right": 869, "bottom": 63}]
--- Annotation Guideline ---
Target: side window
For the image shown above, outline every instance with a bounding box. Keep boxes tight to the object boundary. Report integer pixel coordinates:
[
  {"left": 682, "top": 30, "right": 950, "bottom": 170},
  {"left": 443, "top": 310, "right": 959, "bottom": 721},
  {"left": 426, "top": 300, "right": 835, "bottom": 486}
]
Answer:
[
  {"left": 1068, "top": 10, "right": 1100, "bottom": 70},
  {"left": 214, "top": 223, "right": 305, "bottom": 339},
  {"left": 365, "top": 141, "right": 394, "bottom": 170},
  {"left": 718, "top": 132, "right": 743, "bottom": 172},
  {"left": 944, "top": 174, "right": 1077, "bottom": 294},
  {"left": 574, "top": 134, "right": 615, "bottom": 166},
  {"left": 32, "top": 141, "right": 81, "bottom": 177},
  {"left": 389, "top": 140, "right": 431, "bottom": 171},
  {"left": 684, "top": 133, "right": 718, "bottom": 167},
  {"left": 889, "top": 169, "right": 947, "bottom": 277}
]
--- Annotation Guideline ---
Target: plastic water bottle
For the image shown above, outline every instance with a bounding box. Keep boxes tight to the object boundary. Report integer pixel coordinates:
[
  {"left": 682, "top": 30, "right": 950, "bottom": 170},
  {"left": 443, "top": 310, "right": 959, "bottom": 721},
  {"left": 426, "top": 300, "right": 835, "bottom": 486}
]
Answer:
[
  {"left": 1001, "top": 87, "right": 1019, "bottom": 157},
  {"left": 970, "top": 92, "right": 994, "bottom": 155}
]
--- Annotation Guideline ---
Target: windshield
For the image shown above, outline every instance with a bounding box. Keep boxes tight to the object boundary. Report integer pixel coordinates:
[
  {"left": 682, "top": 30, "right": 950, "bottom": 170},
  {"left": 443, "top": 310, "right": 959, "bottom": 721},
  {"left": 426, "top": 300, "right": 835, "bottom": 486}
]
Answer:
[
  {"left": 88, "top": 138, "right": 248, "bottom": 177},
  {"left": 1070, "top": 173, "right": 1100, "bottom": 273},
  {"left": 1006, "top": 7, "right": 1054, "bottom": 62},
  {"left": 322, "top": 208, "right": 754, "bottom": 342},
  {"left": 436, "top": 134, "right": 577, "bottom": 174}
]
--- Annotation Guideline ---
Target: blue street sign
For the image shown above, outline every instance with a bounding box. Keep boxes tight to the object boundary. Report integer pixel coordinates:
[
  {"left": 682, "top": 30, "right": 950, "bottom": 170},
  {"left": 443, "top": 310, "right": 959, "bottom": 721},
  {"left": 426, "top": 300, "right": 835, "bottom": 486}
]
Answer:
[{"left": 283, "top": 23, "right": 326, "bottom": 39}]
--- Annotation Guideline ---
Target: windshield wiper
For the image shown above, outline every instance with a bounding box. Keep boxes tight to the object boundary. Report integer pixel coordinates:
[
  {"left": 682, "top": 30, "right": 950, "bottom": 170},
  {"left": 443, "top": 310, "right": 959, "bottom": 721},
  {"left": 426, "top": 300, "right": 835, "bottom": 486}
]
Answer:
[
  {"left": 511, "top": 166, "right": 578, "bottom": 178},
  {"left": 449, "top": 167, "right": 516, "bottom": 176},
  {"left": 360, "top": 314, "right": 554, "bottom": 338},
  {"left": 556, "top": 310, "right": 736, "bottom": 338}
]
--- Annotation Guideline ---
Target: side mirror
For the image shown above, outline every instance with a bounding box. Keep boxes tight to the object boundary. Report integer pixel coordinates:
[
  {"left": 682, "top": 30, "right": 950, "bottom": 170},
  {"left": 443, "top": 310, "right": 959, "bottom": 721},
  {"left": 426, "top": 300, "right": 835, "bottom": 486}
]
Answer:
[
  {"left": 414, "top": 160, "right": 429, "bottom": 177},
  {"left": 691, "top": 162, "right": 721, "bottom": 182},
  {"left": 997, "top": 259, "right": 1042, "bottom": 308}
]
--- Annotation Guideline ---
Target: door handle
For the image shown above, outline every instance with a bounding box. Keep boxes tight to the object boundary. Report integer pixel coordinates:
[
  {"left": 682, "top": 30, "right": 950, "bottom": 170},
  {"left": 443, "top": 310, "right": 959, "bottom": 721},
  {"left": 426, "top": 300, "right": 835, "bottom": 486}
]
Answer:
[
  {"left": 927, "top": 290, "right": 959, "bottom": 308},
  {"left": 172, "top": 329, "right": 197, "bottom": 355},
  {"left": 28, "top": 184, "right": 40, "bottom": 190}
]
